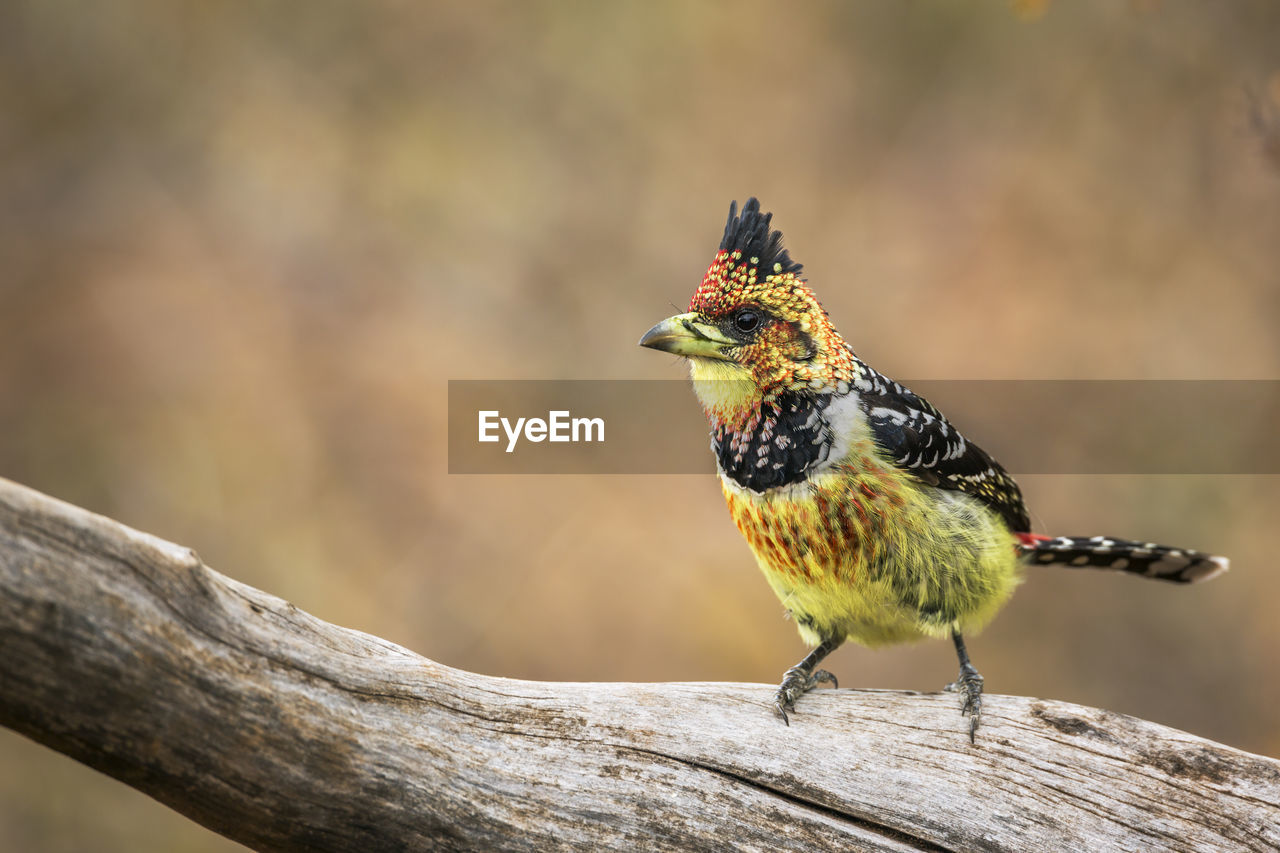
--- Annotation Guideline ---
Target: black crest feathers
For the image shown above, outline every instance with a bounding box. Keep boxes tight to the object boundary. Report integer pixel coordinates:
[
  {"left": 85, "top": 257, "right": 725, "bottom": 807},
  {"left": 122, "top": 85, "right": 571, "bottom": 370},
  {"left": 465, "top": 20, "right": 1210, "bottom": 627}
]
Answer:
[{"left": 720, "top": 198, "right": 803, "bottom": 276}]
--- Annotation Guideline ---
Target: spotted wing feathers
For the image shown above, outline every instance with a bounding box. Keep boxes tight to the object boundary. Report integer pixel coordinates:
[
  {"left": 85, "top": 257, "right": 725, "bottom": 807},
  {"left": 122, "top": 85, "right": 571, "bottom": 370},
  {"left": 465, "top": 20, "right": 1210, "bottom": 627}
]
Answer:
[{"left": 855, "top": 364, "right": 1031, "bottom": 532}]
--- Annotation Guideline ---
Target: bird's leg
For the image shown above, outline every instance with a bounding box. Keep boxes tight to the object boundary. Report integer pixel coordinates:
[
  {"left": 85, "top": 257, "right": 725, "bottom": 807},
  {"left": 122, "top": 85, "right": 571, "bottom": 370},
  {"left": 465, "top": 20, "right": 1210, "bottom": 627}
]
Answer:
[
  {"left": 774, "top": 636, "right": 841, "bottom": 725},
  {"left": 944, "top": 630, "right": 984, "bottom": 743}
]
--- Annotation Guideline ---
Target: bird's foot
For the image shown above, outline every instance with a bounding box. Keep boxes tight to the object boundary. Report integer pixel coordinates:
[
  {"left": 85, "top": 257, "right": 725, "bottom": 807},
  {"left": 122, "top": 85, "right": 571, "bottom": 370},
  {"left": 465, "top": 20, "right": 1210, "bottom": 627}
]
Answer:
[
  {"left": 944, "top": 663, "right": 984, "bottom": 743},
  {"left": 774, "top": 666, "right": 838, "bottom": 725}
]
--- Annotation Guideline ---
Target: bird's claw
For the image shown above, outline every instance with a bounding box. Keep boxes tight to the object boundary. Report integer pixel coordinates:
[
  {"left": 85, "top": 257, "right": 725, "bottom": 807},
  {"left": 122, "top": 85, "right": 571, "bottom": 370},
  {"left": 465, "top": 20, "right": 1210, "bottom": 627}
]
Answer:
[
  {"left": 774, "top": 667, "right": 838, "bottom": 725},
  {"left": 944, "top": 663, "right": 984, "bottom": 743}
]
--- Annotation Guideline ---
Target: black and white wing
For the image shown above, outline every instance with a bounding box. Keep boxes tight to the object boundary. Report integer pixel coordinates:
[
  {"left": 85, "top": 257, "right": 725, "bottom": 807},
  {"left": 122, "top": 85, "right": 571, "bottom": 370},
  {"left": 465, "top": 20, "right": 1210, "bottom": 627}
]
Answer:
[{"left": 855, "top": 366, "right": 1031, "bottom": 533}]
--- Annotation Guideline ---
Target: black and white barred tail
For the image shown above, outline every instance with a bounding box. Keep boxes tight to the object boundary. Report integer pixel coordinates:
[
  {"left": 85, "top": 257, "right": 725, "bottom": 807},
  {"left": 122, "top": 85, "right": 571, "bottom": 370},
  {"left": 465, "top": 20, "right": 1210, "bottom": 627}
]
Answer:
[{"left": 1017, "top": 534, "right": 1229, "bottom": 584}]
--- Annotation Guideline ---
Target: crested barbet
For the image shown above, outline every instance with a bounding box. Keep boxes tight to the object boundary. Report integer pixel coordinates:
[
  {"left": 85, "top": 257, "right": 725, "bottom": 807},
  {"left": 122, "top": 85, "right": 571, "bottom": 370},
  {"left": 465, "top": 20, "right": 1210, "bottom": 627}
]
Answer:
[{"left": 640, "top": 198, "right": 1228, "bottom": 742}]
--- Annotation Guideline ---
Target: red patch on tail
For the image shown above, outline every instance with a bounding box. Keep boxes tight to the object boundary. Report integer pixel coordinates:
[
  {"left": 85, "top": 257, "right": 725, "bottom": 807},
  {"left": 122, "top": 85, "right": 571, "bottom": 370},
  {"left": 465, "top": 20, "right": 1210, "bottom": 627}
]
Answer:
[{"left": 1014, "top": 532, "right": 1053, "bottom": 548}]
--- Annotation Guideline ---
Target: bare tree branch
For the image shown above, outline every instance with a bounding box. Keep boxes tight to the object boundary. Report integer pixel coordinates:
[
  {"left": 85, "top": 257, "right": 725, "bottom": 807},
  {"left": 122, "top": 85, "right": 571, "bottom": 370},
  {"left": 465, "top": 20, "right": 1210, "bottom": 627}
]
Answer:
[{"left": 0, "top": 476, "right": 1277, "bottom": 852}]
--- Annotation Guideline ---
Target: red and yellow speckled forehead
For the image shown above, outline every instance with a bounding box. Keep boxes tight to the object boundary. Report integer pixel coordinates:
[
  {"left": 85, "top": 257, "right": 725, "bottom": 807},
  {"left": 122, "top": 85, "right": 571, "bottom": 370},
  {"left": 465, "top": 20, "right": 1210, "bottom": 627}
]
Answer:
[
  {"left": 690, "top": 249, "right": 779, "bottom": 315},
  {"left": 688, "top": 248, "right": 859, "bottom": 394},
  {"left": 690, "top": 248, "right": 832, "bottom": 331},
  {"left": 690, "top": 249, "right": 828, "bottom": 321}
]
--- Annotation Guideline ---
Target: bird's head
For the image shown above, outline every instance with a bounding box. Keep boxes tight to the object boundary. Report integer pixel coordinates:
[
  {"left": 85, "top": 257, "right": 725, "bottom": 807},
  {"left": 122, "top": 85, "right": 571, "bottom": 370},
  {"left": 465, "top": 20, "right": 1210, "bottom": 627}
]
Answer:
[{"left": 640, "top": 199, "right": 858, "bottom": 422}]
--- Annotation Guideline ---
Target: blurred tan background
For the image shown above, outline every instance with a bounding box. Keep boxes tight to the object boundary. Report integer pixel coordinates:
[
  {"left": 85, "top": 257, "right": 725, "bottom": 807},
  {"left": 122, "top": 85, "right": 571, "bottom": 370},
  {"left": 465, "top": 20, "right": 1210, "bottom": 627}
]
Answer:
[{"left": 2, "top": 1, "right": 1279, "bottom": 849}]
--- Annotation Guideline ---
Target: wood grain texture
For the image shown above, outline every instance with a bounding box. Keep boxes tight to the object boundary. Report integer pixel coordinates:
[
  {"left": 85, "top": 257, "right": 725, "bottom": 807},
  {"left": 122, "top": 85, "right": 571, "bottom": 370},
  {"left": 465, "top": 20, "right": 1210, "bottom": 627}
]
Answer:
[{"left": 0, "top": 476, "right": 1276, "bottom": 852}]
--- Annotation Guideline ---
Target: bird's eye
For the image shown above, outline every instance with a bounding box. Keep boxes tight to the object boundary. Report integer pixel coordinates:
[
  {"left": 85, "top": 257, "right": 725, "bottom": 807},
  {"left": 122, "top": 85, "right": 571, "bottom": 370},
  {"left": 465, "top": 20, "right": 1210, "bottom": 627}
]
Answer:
[{"left": 733, "top": 308, "right": 761, "bottom": 334}]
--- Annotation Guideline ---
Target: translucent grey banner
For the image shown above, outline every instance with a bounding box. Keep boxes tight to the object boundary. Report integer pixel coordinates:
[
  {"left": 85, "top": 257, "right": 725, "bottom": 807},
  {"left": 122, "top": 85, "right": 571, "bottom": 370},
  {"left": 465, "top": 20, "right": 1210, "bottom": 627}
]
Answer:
[{"left": 448, "top": 380, "right": 1280, "bottom": 474}]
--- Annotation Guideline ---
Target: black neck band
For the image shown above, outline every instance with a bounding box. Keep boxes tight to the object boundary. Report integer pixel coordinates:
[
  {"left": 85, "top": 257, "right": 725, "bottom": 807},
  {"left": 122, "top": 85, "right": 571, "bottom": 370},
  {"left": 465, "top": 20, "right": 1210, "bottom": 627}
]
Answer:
[{"left": 712, "top": 391, "right": 832, "bottom": 493}]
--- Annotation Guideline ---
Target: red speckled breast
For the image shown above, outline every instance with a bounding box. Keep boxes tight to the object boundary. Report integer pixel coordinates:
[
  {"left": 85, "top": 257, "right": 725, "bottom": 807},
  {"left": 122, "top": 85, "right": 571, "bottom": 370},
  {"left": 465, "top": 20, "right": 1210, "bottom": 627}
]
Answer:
[{"left": 723, "top": 464, "right": 909, "bottom": 585}]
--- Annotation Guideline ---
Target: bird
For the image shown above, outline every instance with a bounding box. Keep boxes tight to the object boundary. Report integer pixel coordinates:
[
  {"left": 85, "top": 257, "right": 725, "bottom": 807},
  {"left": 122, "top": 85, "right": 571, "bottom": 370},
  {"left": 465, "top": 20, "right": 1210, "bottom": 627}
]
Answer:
[{"left": 639, "top": 197, "right": 1228, "bottom": 742}]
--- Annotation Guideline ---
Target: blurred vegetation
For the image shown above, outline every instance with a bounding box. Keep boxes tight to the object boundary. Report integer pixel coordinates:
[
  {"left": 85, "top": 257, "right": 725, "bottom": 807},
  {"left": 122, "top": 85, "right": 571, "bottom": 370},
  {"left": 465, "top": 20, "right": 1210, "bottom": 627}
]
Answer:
[{"left": 2, "top": 2, "right": 1279, "bottom": 850}]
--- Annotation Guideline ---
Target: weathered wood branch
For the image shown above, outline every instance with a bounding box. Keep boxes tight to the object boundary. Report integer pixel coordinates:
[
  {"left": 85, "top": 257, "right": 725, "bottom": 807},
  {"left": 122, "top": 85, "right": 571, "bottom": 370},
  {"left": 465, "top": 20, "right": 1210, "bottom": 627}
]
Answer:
[{"left": 0, "top": 477, "right": 1277, "bottom": 852}]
